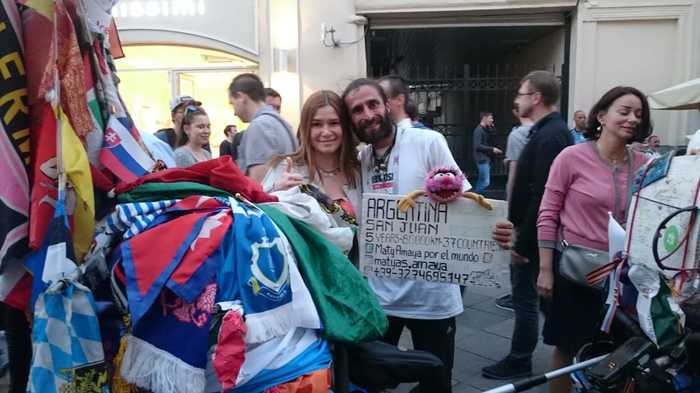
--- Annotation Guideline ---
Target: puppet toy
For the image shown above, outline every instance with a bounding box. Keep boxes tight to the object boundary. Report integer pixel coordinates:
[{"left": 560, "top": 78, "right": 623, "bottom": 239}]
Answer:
[{"left": 397, "top": 167, "right": 492, "bottom": 212}]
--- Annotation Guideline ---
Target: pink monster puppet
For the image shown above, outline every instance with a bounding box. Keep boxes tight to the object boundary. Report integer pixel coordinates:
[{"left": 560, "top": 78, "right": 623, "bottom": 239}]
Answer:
[{"left": 398, "top": 167, "right": 492, "bottom": 212}]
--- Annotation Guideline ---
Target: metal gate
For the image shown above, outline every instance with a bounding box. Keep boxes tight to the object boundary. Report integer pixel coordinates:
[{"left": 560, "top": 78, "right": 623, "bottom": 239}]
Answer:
[{"left": 370, "top": 63, "right": 562, "bottom": 197}]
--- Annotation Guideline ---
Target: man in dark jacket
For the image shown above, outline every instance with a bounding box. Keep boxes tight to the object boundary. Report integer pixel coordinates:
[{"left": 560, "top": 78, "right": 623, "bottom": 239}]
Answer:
[
  {"left": 482, "top": 70, "right": 572, "bottom": 380},
  {"left": 472, "top": 112, "right": 502, "bottom": 193}
]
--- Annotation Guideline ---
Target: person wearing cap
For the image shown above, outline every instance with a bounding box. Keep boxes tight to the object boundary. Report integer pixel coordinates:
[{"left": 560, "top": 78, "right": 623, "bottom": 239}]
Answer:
[{"left": 155, "top": 95, "right": 201, "bottom": 149}]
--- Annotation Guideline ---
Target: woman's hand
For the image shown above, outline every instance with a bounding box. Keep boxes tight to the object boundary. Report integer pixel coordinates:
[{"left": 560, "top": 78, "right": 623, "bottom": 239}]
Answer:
[
  {"left": 537, "top": 269, "right": 554, "bottom": 298},
  {"left": 272, "top": 157, "right": 304, "bottom": 191},
  {"left": 537, "top": 247, "right": 555, "bottom": 298},
  {"left": 492, "top": 220, "right": 514, "bottom": 250}
]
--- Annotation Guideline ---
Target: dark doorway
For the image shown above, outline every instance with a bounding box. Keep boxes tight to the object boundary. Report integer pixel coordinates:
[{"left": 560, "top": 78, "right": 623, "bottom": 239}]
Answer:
[{"left": 368, "top": 25, "right": 565, "bottom": 198}]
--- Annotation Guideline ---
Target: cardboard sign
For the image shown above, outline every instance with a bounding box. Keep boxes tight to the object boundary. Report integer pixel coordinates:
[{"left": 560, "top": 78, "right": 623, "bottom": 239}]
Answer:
[
  {"left": 359, "top": 193, "right": 508, "bottom": 287},
  {"left": 627, "top": 155, "right": 700, "bottom": 281}
]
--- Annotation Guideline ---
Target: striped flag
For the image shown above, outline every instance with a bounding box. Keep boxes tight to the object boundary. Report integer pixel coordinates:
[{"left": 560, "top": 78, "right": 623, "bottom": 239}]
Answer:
[{"left": 99, "top": 116, "right": 154, "bottom": 183}]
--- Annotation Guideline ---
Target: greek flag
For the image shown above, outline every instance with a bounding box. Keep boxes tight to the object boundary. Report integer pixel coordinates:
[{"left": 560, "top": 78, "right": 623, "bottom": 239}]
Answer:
[{"left": 105, "top": 199, "right": 178, "bottom": 239}]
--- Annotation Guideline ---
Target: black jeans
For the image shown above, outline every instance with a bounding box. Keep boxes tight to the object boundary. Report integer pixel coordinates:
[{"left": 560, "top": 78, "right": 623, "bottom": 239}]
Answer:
[
  {"left": 508, "top": 257, "right": 540, "bottom": 363},
  {"left": 382, "top": 316, "right": 456, "bottom": 393}
]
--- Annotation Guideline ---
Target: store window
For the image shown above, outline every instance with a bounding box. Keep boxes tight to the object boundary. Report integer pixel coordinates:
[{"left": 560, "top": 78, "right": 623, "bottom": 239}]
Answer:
[{"left": 116, "top": 45, "right": 257, "bottom": 156}]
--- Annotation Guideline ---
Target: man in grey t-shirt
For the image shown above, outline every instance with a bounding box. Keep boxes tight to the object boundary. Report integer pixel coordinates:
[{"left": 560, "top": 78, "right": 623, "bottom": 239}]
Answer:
[
  {"left": 228, "top": 74, "right": 297, "bottom": 182},
  {"left": 504, "top": 108, "right": 533, "bottom": 203}
]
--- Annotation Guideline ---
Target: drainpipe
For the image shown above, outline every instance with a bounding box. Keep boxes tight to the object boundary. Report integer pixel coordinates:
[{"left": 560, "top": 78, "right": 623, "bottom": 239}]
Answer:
[{"left": 560, "top": 5, "right": 574, "bottom": 123}]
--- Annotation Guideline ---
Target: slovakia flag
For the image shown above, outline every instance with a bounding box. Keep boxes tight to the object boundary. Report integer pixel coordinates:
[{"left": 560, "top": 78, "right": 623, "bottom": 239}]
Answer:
[{"left": 99, "top": 116, "right": 154, "bottom": 183}]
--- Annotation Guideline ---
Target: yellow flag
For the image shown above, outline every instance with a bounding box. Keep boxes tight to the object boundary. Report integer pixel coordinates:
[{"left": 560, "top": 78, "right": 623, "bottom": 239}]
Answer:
[
  {"left": 60, "top": 109, "right": 94, "bottom": 262},
  {"left": 22, "top": 0, "right": 54, "bottom": 20}
]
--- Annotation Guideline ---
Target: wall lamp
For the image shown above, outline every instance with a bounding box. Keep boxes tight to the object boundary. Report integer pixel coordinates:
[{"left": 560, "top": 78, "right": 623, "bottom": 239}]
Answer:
[{"left": 321, "top": 16, "right": 368, "bottom": 48}]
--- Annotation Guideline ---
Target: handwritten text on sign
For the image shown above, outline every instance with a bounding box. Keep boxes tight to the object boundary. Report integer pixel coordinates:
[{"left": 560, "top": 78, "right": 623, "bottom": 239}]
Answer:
[{"left": 360, "top": 193, "right": 508, "bottom": 286}]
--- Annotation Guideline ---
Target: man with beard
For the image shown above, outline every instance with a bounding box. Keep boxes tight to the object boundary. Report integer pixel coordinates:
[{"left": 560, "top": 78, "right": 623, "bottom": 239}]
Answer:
[
  {"left": 481, "top": 70, "right": 571, "bottom": 380},
  {"left": 342, "top": 78, "right": 514, "bottom": 392}
]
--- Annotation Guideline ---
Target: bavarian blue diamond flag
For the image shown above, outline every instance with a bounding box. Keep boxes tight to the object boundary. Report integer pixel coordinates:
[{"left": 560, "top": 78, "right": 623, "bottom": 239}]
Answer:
[{"left": 28, "top": 281, "right": 108, "bottom": 393}]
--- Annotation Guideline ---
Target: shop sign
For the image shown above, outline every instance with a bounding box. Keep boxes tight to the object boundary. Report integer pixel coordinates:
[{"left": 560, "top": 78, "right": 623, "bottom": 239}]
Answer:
[
  {"left": 114, "top": 0, "right": 257, "bottom": 55},
  {"left": 113, "top": 0, "right": 206, "bottom": 18}
]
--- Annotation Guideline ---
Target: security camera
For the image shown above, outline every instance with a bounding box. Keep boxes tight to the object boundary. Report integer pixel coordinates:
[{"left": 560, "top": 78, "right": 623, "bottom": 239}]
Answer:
[{"left": 348, "top": 15, "right": 368, "bottom": 26}]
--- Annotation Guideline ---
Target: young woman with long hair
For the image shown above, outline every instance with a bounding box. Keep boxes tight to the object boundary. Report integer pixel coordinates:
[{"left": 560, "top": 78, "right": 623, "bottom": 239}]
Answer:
[
  {"left": 174, "top": 106, "right": 212, "bottom": 168},
  {"left": 262, "top": 90, "right": 360, "bottom": 215}
]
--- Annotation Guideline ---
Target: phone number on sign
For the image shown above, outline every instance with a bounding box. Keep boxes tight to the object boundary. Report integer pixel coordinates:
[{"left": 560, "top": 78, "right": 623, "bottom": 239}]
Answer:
[{"left": 365, "top": 266, "right": 469, "bottom": 285}]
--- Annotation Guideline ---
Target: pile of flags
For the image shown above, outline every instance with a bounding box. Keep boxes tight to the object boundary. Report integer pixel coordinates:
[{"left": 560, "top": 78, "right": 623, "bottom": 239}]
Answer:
[{"left": 0, "top": 0, "right": 156, "bottom": 313}]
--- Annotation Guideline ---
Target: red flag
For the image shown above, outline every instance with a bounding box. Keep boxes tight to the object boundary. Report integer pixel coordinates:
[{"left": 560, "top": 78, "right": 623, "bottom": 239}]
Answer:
[
  {"left": 28, "top": 102, "right": 57, "bottom": 251},
  {"left": 21, "top": 0, "right": 93, "bottom": 135},
  {"left": 116, "top": 156, "right": 278, "bottom": 203}
]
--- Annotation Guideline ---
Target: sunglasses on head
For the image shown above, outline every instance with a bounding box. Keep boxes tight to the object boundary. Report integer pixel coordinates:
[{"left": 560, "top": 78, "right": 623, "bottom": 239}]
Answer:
[{"left": 185, "top": 105, "right": 201, "bottom": 115}]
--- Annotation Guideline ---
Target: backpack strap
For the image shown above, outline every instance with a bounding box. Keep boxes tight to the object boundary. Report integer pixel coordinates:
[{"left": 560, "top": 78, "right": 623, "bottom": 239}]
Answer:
[{"left": 255, "top": 112, "right": 298, "bottom": 151}]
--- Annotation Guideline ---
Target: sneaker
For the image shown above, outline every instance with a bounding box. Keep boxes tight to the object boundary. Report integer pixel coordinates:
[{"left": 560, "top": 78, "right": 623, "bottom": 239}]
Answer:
[
  {"left": 495, "top": 294, "right": 514, "bottom": 311},
  {"left": 482, "top": 357, "right": 532, "bottom": 380}
]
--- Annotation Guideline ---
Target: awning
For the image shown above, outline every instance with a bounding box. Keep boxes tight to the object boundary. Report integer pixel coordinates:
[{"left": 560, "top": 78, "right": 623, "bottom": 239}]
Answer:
[
  {"left": 356, "top": 0, "right": 578, "bottom": 14},
  {"left": 648, "top": 78, "right": 700, "bottom": 110},
  {"left": 356, "top": 0, "right": 578, "bottom": 27}
]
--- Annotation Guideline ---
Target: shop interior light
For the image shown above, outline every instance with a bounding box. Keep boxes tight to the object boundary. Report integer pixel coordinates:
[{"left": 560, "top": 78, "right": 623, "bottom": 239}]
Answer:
[{"left": 201, "top": 54, "right": 237, "bottom": 64}]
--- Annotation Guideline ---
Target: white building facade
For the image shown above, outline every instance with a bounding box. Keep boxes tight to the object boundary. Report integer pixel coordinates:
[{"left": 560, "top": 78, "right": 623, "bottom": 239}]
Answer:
[{"left": 114, "top": 0, "right": 700, "bottom": 148}]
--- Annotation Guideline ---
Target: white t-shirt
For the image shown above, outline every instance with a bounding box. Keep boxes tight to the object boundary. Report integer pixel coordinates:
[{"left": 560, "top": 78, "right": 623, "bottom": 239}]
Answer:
[{"left": 359, "top": 119, "right": 471, "bottom": 319}]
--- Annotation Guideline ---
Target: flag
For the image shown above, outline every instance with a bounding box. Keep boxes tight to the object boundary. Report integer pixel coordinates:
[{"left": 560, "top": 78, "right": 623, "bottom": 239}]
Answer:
[
  {"left": 104, "top": 199, "right": 179, "bottom": 239},
  {"left": 167, "top": 208, "right": 232, "bottom": 302},
  {"left": 91, "top": 38, "right": 154, "bottom": 181},
  {"left": 0, "top": 0, "right": 31, "bottom": 309},
  {"left": 28, "top": 102, "right": 58, "bottom": 252},
  {"left": 99, "top": 115, "right": 154, "bottom": 183},
  {"left": 19, "top": 0, "right": 54, "bottom": 106},
  {"left": 120, "top": 209, "right": 212, "bottom": 326},
  {"left": 106, "top": 196, "right": 231, "bottom": 302},
  {"left": 27, "top": 280, "right": 108, "bottom": 393},
  {"left": 82, "top": 50, "right": 105, "bottom": 166},
  {"left": 115, "top": 156, "right": 278, "bottom": 204},
  {"left": 120, "top": 284, "right": 217, "bottom": 393},
  {"left": 205, "top": 328, "right": 331, "bottom": 393},
  {"left": 0, "top": 260, "right": 32, "bottom": 310},
  {"left": 24, "top": 191, "right": 78, "bottom": 309},
  {"left": 21, "top": 0, "right": 92, "bottom": 135},
  {"left": 261, "top": 205, "right": 389, "bottom": 343},
  {"left": 59, "top": 108, "right": 95, "bottom": 261},
  {"left": 23, "top": 0, "right": 58, "bottom": 251},
  {"left": 628, "top": 263, "right": 684, "bottom": 347}
]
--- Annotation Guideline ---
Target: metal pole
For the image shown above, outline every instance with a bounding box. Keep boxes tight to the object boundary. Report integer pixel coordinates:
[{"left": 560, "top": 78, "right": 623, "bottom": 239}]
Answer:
[{"left": 482, "top": 353, "right": 609, "bottom": 393}]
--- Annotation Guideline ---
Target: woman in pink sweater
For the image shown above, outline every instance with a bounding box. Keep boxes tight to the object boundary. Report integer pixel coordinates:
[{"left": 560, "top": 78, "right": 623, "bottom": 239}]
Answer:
[{"left": 536, "top": 86, "right": 652, "bottom": 393}]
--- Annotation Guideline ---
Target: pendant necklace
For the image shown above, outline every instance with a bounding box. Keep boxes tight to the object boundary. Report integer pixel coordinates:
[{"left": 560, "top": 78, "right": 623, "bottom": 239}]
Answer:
[{"left": 371, "top": 130, "right": 397, "bottom": 176}]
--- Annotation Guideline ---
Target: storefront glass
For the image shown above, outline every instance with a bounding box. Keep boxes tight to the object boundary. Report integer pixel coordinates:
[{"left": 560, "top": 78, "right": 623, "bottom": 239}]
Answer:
[{"left": 116, "top": 45, "right": 257, "bottom": 156}]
